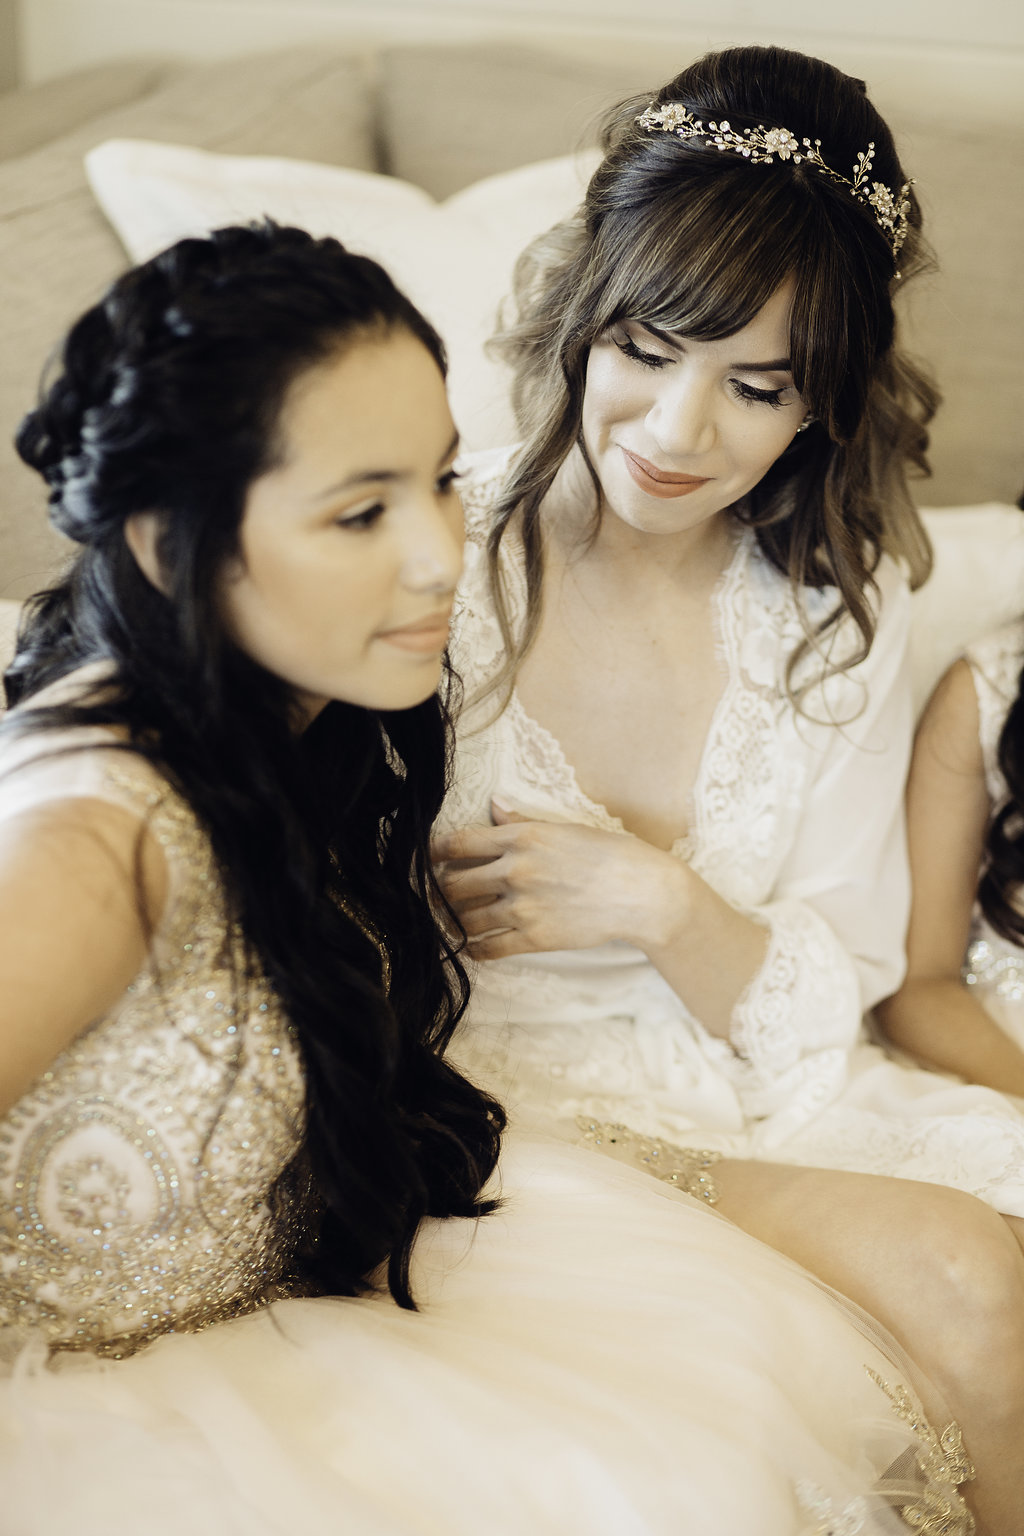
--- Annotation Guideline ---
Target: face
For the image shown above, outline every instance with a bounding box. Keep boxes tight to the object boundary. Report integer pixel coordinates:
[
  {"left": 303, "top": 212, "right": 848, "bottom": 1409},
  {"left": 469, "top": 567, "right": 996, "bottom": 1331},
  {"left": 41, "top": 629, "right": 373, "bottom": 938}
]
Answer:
[
  {"left": 581, "top": 281, "right": 808, "bottom": 539},
  {"left": 220, "top": 326, "right": 463, "bottom": 721}
]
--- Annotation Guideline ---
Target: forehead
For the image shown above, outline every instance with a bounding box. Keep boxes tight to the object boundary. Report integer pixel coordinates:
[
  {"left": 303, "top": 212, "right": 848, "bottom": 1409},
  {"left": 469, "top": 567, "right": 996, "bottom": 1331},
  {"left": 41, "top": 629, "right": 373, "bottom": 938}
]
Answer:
[{"left": 275, "top": 327, "right": 449, "bottom": 466}]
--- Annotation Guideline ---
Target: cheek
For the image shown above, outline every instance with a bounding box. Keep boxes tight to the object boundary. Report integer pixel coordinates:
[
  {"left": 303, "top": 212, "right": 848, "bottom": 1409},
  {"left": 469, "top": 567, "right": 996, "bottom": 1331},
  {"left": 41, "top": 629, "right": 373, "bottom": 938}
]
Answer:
[
  {"left": 740, "top": 415, "right": 802, "bottom": 474},
  {"left": 583, "top": 354, "right": 644, "bottom": 439}
]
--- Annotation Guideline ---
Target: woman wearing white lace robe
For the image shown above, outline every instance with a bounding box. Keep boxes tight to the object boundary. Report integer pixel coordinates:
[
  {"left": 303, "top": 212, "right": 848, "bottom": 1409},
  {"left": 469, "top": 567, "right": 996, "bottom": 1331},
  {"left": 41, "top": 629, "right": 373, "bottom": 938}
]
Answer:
[{"left": 434, "top": 46, "right": 1024, "bottom": 1533}]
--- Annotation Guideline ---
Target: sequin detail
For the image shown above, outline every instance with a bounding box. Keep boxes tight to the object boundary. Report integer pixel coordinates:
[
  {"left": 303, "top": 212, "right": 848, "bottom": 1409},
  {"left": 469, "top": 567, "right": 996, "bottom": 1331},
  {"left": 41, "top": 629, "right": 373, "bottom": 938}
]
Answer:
[
  {"left": 962, "top": 938, "right": 1024, "bottom": 1002},
  {"left": 0, "top": 759, "right": 308, "bottom": 1359},
  {"left": 575, "top": 1117, "right": 722, "bottom": 1203},
  {"left": 866, "top": 1371, "right": 976, "bottom": 1533}
]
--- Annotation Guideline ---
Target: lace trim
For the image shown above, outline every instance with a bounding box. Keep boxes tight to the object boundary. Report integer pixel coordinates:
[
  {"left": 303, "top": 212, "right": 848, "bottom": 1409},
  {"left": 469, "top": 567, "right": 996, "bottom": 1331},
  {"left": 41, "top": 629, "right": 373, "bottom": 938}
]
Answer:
[
  {"left": 730, "top": 901, "right": 861, "bottom": 1081},
  {"left": 450, "top": 452, "right": 867, "bottom": 1095}
]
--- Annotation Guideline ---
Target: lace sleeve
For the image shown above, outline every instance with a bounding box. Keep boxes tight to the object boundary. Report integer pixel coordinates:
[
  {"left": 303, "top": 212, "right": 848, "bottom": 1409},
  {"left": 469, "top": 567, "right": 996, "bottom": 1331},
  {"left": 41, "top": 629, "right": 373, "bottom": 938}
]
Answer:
[{"left": 725, "top": 558, "right": 914, "bottom": 1102}]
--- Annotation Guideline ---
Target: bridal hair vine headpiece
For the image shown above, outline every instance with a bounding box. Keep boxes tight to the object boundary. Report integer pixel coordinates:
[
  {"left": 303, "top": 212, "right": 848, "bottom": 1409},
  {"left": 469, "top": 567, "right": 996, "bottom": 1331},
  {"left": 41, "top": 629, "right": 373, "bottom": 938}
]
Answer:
[{"left": 635, "top": 102, "right": 913, "bottom": 265}]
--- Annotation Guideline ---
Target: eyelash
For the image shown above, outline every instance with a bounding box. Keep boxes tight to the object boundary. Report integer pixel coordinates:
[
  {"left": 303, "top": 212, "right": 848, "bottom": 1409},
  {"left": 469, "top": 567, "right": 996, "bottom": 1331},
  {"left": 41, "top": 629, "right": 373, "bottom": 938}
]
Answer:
[
  {"left": 613, "top": 335, "right": 788, "bottom": 409},
  {"left": 337, "top": 469, "right": 462, "bottom": 531}
]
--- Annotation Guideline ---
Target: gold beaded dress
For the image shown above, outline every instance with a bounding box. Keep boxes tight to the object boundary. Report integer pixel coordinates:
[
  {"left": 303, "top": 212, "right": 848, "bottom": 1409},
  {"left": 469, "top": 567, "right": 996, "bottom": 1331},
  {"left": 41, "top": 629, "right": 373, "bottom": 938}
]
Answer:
[{"left": 0, "top": 695, "right": 973, "bottom": 1535}]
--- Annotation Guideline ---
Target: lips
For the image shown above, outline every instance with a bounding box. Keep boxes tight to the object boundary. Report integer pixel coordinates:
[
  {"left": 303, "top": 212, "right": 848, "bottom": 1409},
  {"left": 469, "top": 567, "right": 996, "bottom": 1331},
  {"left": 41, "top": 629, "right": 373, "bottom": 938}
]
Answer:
[
  {"left": 620, "top": 447, "right": 711, "bottom": 499},
  {"left": 376, "top": 610, "right": 453, "bottom": 654}
]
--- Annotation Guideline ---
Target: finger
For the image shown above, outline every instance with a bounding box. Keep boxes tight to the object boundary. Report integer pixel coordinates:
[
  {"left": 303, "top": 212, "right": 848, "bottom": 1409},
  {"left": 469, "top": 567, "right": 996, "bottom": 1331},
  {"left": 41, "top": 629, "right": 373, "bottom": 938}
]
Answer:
[
  {"left": 466, "top": 926, "right": 535, "bottom": 960},
  {"left": 460, "top": 902, "right": 514, "bottom": 938},
  {"left": 439, "top": 862, "right": 510, "bottom": 906},
  {"left": 431, "top": 825, "right": 515, "bottom": 864}
]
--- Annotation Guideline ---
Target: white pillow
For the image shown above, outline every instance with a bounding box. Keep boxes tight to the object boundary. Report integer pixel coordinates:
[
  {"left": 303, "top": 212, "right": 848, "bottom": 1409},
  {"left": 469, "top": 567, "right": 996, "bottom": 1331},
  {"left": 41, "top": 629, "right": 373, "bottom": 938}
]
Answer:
[
  {"left": 82, "top": 142, "right": 1024, "bottom": 723},
  {"left": 914, "top": 505, "right": 1024, "bottom": 715},
  {"left": 85, "top": 139, "right": 601, "bottom": 453}
]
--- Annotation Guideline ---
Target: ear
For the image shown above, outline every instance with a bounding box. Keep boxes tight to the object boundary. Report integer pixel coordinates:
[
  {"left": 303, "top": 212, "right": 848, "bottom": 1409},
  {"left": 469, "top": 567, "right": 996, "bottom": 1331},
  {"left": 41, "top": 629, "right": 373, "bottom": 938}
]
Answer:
[{"left": 124, "top": 512, "right": 168, "bottom": 593}]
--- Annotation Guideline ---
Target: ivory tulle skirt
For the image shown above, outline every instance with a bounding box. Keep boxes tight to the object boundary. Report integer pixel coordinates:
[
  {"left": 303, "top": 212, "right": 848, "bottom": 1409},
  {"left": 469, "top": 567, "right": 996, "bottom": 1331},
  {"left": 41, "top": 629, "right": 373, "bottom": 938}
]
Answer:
[{"left": 0, "top": 1134, "right": 971, "bottom": 1535}]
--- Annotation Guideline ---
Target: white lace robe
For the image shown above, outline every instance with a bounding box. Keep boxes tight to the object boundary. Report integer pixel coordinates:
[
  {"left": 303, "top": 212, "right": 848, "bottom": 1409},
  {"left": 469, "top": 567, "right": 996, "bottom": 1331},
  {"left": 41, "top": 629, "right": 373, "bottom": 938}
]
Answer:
[{"left": 441, "top": 450, "right": 1024, "bottom": 1213}]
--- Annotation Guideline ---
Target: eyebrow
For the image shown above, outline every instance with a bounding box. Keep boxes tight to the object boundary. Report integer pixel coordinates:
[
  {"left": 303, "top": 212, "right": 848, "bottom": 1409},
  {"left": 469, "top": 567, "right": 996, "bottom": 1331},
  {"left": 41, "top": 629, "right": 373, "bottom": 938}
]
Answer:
[
  {"left": 640, "top": 322, "right": 791, "bottom": 375},
  {"left": 312, "top": 430, "right": 462, "bottom": 500}
]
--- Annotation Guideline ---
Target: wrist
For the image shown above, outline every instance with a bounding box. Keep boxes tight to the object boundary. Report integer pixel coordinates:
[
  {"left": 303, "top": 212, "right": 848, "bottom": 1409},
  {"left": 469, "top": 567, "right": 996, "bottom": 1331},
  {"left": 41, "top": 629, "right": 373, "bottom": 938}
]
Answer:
[{"left": 628, "top": 851, "right": 695, "bottom": 957}]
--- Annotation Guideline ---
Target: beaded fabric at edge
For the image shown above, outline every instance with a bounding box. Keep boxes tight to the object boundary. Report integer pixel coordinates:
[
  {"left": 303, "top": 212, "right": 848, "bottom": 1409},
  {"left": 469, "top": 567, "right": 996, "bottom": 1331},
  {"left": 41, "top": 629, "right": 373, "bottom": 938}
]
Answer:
[
  {"left": 575, "top": 1117, "right": 722, "bottom": 1203},
  {"left": 0, "top": 756, "right": 309, "bottom": 1361}
]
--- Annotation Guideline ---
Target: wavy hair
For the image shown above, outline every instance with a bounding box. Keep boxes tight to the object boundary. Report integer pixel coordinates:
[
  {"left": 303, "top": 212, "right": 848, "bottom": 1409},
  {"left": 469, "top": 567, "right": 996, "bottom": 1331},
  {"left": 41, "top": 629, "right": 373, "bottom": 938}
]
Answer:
[
  {"left": 486, "top": 45, "right": 939, "bottom": 708},
  {"left": 979, "top": 660, "right": 1024, "bottom": 947},
  {"left": 8, "top": 222, "right": 504, "bottom": 1308}
]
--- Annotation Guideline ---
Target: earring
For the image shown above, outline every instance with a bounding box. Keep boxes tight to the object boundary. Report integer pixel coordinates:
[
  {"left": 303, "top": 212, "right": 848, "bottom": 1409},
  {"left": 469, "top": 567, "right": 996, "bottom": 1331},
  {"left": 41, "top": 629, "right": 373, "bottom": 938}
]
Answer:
[{"left": 795, "top": 414, "right": 815, "bottom": 434}]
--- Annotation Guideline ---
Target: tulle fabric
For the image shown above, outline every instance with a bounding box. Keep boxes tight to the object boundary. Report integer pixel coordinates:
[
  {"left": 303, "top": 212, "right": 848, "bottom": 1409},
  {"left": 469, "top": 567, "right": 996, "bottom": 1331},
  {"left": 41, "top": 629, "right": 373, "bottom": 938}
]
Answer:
[{"left": 1, "top": 1134, "right": 969, "bottom": 1535}]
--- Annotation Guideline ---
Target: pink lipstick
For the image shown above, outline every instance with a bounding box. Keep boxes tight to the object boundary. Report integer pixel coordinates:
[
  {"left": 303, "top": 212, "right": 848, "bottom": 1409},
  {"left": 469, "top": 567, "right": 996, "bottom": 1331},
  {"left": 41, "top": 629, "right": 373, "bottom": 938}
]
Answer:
[{"left": 621, "top": 448, "right": 711, "bottom": 499}]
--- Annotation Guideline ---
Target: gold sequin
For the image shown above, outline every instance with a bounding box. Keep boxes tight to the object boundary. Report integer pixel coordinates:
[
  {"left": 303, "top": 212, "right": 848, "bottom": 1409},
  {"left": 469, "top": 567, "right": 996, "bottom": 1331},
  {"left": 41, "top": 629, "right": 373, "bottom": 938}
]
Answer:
[
  {"left": 0, "top": 761, "right": 309, "bottom": 1360},
  {"left": 575, "top": 1117, "right": 722, "bottom": 1204}
]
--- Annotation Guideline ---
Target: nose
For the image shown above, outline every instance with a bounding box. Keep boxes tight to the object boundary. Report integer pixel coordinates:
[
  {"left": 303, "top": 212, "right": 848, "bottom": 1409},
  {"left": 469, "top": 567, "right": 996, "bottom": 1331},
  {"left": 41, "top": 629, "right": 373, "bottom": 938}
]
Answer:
[
  {"left": 399, "top": 498, "right": 464, "bottom": 595},
  {"left": 646, "top": 368, "right": 717, "bottom": 458}
]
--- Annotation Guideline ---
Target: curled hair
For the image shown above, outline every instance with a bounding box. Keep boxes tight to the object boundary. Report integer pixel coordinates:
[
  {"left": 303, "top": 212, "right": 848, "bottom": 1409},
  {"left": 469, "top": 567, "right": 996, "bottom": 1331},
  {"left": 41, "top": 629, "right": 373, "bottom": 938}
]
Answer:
[
  {"left": 979, "top": 659, "right": 1024, "bottom": 946},
  {"left": 8, "top": 222, "right": 504, "bottom": 1308},
  {"left": 487, "top": 46, "right": 939, "bottom": 708}
]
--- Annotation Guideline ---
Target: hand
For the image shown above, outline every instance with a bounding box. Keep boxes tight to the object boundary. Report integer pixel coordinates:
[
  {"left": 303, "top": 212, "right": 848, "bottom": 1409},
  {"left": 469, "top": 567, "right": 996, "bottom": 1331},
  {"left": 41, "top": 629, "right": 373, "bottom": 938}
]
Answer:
[{"left": 431, "top": 798, "right": 689, "bottom": 960}]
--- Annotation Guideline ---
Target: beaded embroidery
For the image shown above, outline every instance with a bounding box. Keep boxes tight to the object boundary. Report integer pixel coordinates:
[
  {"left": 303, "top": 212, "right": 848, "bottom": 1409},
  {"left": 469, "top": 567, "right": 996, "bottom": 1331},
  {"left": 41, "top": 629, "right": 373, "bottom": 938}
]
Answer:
[
  {"left": 575, "top": 1117, "right": 721, "bottom": 1203},
  {"left": 0, "top": 753, "right": 309, "bottom": 1359}
]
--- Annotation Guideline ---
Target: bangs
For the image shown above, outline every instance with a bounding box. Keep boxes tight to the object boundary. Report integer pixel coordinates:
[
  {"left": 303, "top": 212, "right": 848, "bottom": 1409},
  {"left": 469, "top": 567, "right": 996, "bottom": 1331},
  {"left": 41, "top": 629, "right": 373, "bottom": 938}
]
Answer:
[{"left": 594, "top": 166, "right": 811, "bottom": 335}]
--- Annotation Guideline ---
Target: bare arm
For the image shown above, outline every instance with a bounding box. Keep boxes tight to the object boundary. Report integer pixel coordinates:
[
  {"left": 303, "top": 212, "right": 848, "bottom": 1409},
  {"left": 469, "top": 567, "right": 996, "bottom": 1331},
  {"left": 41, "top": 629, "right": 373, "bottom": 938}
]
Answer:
[
  {"left": 875, "top": 659, "right": 1024, "bottom": 1094},
  {"left": 0, "top": 797, "right": 169, "bottom": 1116}
]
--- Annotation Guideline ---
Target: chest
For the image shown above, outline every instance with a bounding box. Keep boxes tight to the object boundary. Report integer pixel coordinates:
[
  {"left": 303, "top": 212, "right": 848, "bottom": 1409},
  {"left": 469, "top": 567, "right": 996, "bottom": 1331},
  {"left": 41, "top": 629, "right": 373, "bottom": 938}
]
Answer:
[{"left": 514, "top": 567, "right": 728, "bottom": 851}]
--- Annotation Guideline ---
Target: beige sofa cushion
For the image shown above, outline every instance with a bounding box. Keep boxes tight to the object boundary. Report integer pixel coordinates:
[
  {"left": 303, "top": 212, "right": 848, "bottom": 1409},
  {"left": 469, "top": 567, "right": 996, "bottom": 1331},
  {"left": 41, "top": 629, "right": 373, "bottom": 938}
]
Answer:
[
  {"left": 0, "top": 49, "right": 376, "bottom": 601},
  {"left": 0, "top": 59, "right": 179, "bottom": 161}
]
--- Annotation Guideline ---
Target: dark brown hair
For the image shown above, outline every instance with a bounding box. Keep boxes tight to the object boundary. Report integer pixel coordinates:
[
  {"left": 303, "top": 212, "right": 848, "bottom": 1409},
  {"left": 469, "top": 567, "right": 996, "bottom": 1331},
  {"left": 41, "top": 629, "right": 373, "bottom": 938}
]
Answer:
[{"left": 486, "top": 45, "right": 938, "bottom": 707}]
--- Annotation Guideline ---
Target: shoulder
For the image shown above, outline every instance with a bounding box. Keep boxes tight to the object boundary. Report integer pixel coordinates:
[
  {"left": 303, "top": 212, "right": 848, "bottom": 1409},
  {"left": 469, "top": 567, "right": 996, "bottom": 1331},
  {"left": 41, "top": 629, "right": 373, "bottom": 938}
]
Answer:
[
  {"left": 0, "top": 714, "right": 171, "bottom": 829},
  {"left": 915, "top": 657, "right": 984, "bottom": 779}
]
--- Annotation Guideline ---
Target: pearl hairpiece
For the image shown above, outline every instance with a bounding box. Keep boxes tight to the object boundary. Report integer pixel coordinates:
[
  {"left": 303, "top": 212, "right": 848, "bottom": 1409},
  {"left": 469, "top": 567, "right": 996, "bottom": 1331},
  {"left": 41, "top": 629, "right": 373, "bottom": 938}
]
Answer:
[{"left": 636, "top": 102, "right": 912, "bottom": 265}]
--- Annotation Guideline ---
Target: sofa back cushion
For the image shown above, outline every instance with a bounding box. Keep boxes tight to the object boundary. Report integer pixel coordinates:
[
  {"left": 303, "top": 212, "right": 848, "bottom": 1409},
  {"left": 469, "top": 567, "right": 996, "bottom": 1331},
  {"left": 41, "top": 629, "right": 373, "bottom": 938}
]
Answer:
[{"left": 0, "top": 49, "right": 375, "bottom": 601}]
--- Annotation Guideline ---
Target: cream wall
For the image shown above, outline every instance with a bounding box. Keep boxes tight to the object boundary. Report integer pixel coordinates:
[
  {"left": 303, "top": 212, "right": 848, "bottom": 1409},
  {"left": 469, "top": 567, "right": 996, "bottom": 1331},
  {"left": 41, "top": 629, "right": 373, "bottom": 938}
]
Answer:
[
  {"left": 0, "top": 0, "right": 17, "bottom": 89},
  {"left": 16, "top": 0, "right": 1024, "bottom": 84}
]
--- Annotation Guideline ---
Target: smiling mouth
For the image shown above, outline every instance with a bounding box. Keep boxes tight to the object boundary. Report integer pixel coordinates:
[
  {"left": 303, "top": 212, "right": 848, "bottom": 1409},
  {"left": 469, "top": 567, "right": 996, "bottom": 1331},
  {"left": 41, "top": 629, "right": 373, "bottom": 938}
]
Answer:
[
  {"left": 376, "top": 612, "right": 453, "bottom": 653},
  {"left": 620, "top": 448, "right": 712, "bottom": 498}
]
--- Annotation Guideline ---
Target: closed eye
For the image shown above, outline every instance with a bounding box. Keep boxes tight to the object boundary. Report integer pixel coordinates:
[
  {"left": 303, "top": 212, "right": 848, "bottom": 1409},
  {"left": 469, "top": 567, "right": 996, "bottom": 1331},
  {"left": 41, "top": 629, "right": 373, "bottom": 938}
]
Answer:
[
  {"left": 613, "top": 335, "right": 671, "bottom": 370},
  {"left": 337, "top": 501, "right": 386, "bottom": 531},
  {"left": 730, "top": 380, "right": 788, "bottom": 409}
]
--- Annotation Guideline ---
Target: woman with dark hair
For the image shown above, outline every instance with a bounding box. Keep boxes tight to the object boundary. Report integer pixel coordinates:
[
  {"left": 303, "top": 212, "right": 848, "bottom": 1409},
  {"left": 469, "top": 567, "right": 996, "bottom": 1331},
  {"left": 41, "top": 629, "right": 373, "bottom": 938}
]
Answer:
[
  {"left": 433, "top": 46, "right": 1024, "bottom": 1531},
  {"left": 0, "top": 218, "right": 974, "bottom": 1533}
]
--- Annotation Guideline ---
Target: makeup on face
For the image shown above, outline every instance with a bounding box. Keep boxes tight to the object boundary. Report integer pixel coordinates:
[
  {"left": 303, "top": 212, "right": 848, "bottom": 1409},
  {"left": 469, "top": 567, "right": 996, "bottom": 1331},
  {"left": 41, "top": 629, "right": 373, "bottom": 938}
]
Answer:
[
  {"left": 581, "top": 280, "right": 807, "bottom": 539},
  {"left": 220, "top": 327, "right": 464, "bottom": 722}
]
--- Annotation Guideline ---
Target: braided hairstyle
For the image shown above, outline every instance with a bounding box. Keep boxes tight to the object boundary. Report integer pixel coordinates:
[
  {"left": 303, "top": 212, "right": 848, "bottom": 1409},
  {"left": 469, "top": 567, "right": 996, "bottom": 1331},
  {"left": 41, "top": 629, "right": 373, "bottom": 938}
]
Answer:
[{"left": 9, "top": 222, "right": 504, "bottom": 1308}]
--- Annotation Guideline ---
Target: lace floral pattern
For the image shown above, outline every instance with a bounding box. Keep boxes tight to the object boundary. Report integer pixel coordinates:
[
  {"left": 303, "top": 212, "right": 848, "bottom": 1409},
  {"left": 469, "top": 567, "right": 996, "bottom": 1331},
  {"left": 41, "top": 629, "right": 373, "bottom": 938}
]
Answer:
[{"left": 445, "top": 452, "right": 874, "bottom": 1111}]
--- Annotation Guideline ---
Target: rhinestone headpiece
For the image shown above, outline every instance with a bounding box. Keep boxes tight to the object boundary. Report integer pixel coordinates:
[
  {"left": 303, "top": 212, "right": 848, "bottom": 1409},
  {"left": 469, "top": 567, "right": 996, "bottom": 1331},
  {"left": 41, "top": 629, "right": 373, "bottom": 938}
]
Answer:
[{"left": 636, "top": 102, "right": 912, "bottom": 264}]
